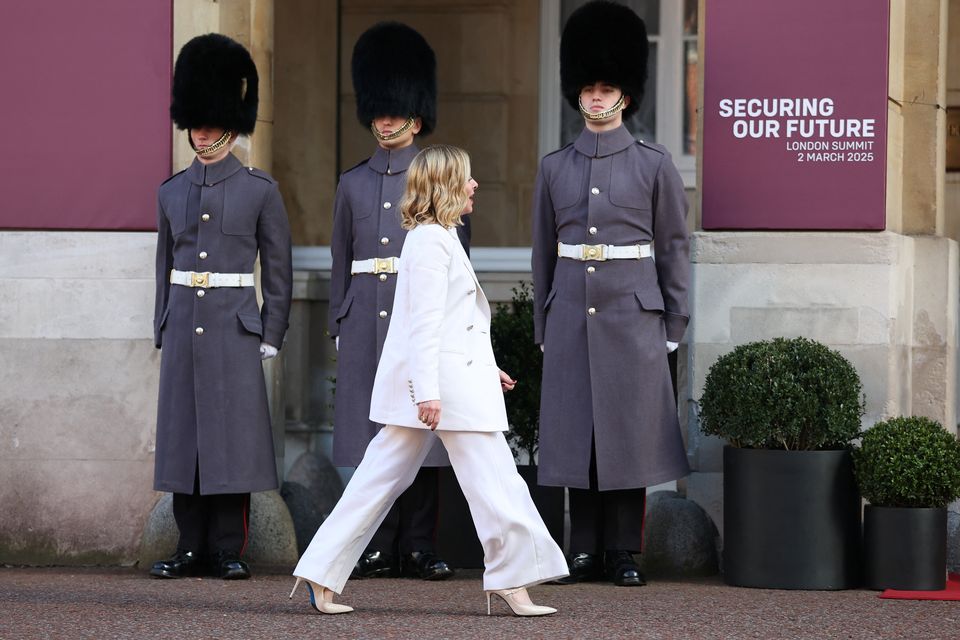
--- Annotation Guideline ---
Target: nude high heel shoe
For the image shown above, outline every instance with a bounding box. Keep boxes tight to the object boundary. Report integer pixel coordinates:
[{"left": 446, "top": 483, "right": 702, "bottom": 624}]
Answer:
[
  {"left": 485, "top": 587, "right": 557, "bottom": 617},
  {"left": 289, "top": 576, "right": 353, "bottom": 614}
]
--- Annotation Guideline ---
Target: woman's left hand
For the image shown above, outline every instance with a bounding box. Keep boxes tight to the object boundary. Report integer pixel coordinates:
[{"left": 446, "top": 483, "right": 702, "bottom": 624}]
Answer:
[
  {"left": 417, "top": 400, "right": 442, "bottom": 430},
  {"left": 499, "top": 369, "right": 517, "bottom": 393}
]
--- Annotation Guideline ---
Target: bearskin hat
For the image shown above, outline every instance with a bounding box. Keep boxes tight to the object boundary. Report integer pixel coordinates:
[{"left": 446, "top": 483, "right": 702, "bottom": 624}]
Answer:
[
  {"left": 560, "top": 0, "right": 649, "bottom": 120},
  {"left": 351, "top": 22, "right": 437, "bottom": 136},
  {"left": 170, "top": 33, "right": 259, "bottom": 135}
]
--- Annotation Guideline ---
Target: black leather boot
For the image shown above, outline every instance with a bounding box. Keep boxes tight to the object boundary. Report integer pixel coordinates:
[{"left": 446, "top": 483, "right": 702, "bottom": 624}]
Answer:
[
  {"left": 214, "top": 550, "right": 251, "bottom": 580},
  {"left": 401, "top": 551, "right": 455, "bottom": 580},
  {"left": 350, "top": 550, "right": 397, "bottom": 579},
  {"left": 553, "top": 552, "right": 603, "bottom": 584},
  {"left": 605, "top": 550, "right": 646, "bottom": 586},
  {"left": 149, "top": 549, "right": 204, "bottom": 579}
]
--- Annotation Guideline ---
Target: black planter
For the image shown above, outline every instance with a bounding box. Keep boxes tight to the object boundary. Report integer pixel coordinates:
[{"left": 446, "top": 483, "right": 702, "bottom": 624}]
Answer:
[
  {"left": 436, "top": 464, "right": 565, "bottom": 569},
  {"left": 723, "top": 446, "right": 862, "bottom": 589},
  {"left": 864, "top": 505, "right": 947, "bottom": 590}
]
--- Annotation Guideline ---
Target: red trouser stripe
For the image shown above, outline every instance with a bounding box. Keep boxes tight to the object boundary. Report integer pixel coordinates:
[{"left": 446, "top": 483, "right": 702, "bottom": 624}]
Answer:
[{"left": 239, "top": 495, "right": 250, "bottom": 556}]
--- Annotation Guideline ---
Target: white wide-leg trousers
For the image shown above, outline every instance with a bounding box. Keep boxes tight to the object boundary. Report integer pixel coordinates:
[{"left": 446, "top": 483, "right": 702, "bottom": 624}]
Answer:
[{"left": 293, "top": 425, "right": 568, "bottom": 594}]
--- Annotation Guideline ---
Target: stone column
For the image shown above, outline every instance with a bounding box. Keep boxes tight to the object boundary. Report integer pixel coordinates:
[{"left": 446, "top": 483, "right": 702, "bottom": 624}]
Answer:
[
  {"left": 887, "top": 0, "right": 947, "bottom": 235},
  {"left": 888, "top": 0, "right": 957, "bottom": 430}
]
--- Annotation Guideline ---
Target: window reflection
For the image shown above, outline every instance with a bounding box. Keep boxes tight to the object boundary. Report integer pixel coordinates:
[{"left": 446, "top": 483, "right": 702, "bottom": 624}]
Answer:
[{"left": 684, "top": 0, "right": 698, "bottom": 154}]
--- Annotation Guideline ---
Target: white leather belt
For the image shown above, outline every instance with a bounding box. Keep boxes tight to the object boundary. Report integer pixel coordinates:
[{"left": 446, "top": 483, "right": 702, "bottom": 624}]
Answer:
[
  {"left": 351, "top": 257, "right": 400, "bottom": 275},
  {"left": 557, "top": 242, "right": 652, "bottom": 261},
  {"left": 169, "top": 269, "right": 255, "bottom": 288}
]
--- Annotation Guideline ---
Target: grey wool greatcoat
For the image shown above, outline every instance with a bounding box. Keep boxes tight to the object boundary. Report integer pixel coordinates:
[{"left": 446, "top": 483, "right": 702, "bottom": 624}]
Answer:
[
  {"left": 532, "top": 125, "right": 691, "bottom": 491},
  {"left": 328, "top": 144, "right": 470, "bottom": 467},
  {"left": 154, "top": 153, "right": 292, "bottom": 495}
]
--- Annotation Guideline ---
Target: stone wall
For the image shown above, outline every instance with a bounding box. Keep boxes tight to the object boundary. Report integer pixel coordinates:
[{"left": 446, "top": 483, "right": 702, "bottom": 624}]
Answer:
[
  {"left": 683, "top": 231, "right": 959, "bottom": 536},
  {"left": 0, "top": 232, "right": 160, "bottom": 564}
]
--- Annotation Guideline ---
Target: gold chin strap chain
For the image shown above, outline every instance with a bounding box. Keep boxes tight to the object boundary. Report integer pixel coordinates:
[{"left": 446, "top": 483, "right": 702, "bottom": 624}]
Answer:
[
  {"left": 190, "top": 130, "right": 234, "bottom": 157},
  {"left": 579, "top": 93, "right": 626, "bottom": 121},
  {"left": 371, "top": 117, "right": 415, "bottom": 142}
]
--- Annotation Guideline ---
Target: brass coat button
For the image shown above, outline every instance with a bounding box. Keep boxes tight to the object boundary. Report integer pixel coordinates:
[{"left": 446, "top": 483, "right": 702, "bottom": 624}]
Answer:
[
  {"left": 195, "top": 327, "right": 204, "bottom": 335},
  {"left": 379, "top": 310, "right": 388, "bottom": 319},
  {"left": 201, "top": 213, "right": 210, "bottom": 222},
  {"left": 587, "top": 307, "right": 596, "bottom": 316},
  {"left": 379, "top": 273, "right": 388, "bottom": 282},
  {"left": 588, "top": 226, "right": 598, "bottom": 235},
  {"left": 591, "top": 187, "right": 600, "bottom": 195},
  {"left": 587, "top": 266, "right": 596, "bottom": 274},
  {"left": 380, "top": 237, "right": 390, "bottom": 245},
  {"left": 197, "top": 289, "right": 205, "bottom": 297},
  {"left": 199, "top": 251, "right": 208, "bottom": 259},
  {"left": 383, "top": 202, "right": 392, "bottom": 209}
]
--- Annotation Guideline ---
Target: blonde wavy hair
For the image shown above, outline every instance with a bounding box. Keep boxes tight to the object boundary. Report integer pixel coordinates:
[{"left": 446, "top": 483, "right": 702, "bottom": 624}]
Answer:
[{"left": 399, "top": 144, "right": 471, "bottom": 230}]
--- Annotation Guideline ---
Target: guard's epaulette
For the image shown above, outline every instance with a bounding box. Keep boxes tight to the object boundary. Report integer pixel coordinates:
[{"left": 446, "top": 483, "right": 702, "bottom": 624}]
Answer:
[
  {"left": 542, "top": 142, "right": 575, "bottom": 161},
  {"left": 636, "top": 139, "right": 666, "bottom": 155},
  {"left": 244, "top": 166, "right": 278, "bottom": 184},
  {"left": 159, "top": 168, "right": 187, "bottom": 187},
  {"left": 341, "top": 157, "right": 371, "bottom": 176}
]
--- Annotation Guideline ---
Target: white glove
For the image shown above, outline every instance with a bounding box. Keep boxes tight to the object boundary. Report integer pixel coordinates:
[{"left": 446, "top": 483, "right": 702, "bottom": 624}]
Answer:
[
  {"left": 540, "top": 344, "right": 544, "bottom": 353},
  {"left": 335, "top": 336, "right": 339, "bottom": 351},
  {"left": 259, "top": 343, "right": 278, "bottom": 360},
  {"left": 666, "top": 341, "right": 679, "bottom": 353}
]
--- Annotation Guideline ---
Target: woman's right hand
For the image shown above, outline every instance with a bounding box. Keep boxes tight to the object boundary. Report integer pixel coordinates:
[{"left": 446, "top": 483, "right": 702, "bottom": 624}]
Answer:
[{"left": 417, "top": 400, "right": 442, "bottom": 431}]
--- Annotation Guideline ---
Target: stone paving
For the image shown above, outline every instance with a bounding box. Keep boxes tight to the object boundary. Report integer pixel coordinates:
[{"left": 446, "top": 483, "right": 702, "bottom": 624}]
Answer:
[{"left": 0, "top": 566, "right": 957, "bottom": 640}]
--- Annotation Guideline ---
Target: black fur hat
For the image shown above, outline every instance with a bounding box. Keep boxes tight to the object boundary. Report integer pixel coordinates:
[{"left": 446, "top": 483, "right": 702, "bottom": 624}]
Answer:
[
  {"left": 351, "top": 22, "right": 437, "bottom": 136},
  {"left": 170, "top": 33, "right": 259, "bottom": 134},
  {"left": 560, "top": 0, "right": 648, "bottom": 120}
]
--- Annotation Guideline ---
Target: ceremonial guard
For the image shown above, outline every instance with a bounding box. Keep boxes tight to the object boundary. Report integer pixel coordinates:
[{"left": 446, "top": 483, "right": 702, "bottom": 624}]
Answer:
[
  {"left": 531, "top": 1, "right": 691, "bottom": 587},
  {"left": 150, "top": 34, "right": 292, "bottom": 580},
  {"left": 329, "top": 22, "right": 468, "bottom": 581}
]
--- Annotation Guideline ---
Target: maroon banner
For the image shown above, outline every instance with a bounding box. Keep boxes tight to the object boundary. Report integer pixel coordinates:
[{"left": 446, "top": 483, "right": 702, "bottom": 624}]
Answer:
[
  {"left": 701, "top": 0, "right": 889, "bottom": 230},
  {"left": 0, "top": 1, "right": 172, "bottom": 230}
]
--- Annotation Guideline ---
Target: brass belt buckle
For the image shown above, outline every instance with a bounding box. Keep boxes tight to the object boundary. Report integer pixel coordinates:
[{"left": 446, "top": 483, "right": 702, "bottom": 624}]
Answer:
[
  {"left": 374, "top": 258, "right": 394, "bottom": 274},
  {"left": 581, "top": 244, "right": 605, "bottom": 261},
  {"left": 191, "top": 271, "right": 212, "bottom": 288}
]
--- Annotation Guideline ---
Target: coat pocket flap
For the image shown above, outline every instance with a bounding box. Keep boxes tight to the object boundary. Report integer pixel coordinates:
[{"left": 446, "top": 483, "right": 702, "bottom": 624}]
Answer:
[
  {"left": 335, "top": 295, "right": 355, "bottom": 321},
  {"left": 550, "top": 171, "right": 582, "bottom": 210},
  {"left": 609, "top": 190, "right": 653, "bottom": 210},
  {"left": 609, "top": 169, "right": 653, "bottom": 210},
  {"left": 635, "top": 288, "right": 665, "bottom": 312},
  {"left": 156, "top": 307, "right": 171, "bottom": 331},
  {"left": 543, "top": 287, "right": 559, "bottom": 311},
  {"left": 238, "top": 312, "right": 264, "bottom": 336}
]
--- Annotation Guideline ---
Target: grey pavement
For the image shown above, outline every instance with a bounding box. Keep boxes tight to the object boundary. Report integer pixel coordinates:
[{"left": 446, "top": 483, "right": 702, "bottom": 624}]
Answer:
[{"left": 0, "top": 566, "right": 957, "bottom": 640}]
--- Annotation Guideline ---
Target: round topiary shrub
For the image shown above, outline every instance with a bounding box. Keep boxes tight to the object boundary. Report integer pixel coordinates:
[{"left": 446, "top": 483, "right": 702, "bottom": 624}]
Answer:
[
  {"left": 853, "top": 416, "right": 960, "bottom": 508},
  {"left": 699, "top": 337, "right": 864, "bottom": 450}
]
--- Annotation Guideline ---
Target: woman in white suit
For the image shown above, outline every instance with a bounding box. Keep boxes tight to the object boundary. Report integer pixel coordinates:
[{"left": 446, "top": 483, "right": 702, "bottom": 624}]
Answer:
[{"left": 291, "top": 145, "right": 568, "bottom": 616}]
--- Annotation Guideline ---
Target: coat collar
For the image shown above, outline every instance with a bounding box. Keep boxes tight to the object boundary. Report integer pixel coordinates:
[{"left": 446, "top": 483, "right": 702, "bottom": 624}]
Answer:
[
  {"left": 573, "top": 125, "right": 635, "bottom": 158},
  {"left": 186, "top": 153, "right": 244, "bottom": 186},
  {"left": 367, "top": 143, "right": 419, "bottom": 175}
]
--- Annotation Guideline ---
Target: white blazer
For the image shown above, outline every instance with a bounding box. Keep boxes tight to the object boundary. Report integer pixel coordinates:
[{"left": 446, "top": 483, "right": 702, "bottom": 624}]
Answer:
[{"left": 369, "top": 223, "right": 508, "bottom": 432}]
